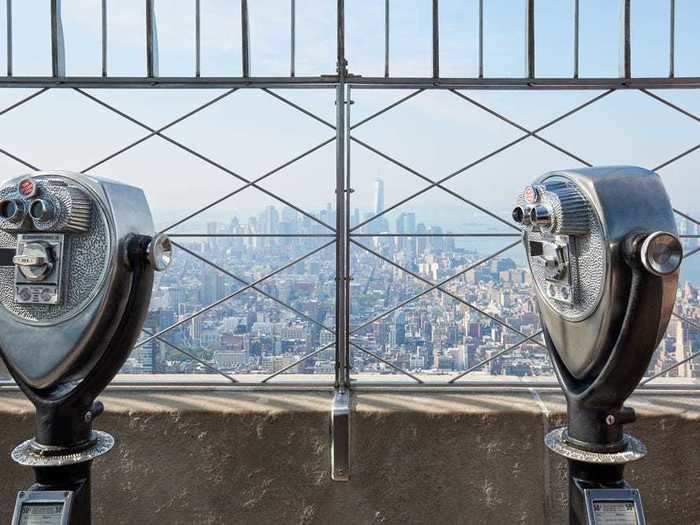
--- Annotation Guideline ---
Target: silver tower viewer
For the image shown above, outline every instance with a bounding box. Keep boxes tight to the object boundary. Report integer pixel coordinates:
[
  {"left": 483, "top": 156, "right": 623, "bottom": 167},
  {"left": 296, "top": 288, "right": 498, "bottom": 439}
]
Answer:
[
  {"left": 0, "top": 171, "right": 171, "bottom": 525},
  {"left": 514, "top": 166, "right": 683, "bottom": 525}
]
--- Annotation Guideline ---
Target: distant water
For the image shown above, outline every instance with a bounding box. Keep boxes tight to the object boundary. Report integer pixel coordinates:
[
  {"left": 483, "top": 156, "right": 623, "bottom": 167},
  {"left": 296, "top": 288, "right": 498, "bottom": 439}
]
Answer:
[
  {"left": 457, "top": 233, "right": 700, "bottom": 287},
  {"left": 455, "top": 237, "right": 526, "bottom": 265}
]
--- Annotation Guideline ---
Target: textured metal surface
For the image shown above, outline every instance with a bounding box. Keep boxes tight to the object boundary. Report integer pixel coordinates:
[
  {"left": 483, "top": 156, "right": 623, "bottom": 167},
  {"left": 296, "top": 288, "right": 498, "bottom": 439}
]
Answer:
[
  {"left": 541, "top": 179, "right": 591, "bottom": 236},
  {"left": 0, "top": 177, "right": 109, "bottom": 324},
  {"left": 11, "top": 431, "right": 114, "bottom": 467},
  {"left": 520, "top": 175, "right": 606, "bottom": 322},
  {"left": 32, "top": 185, "right": 91, "bottom": 233},
  {"left": 545, "top": 427, "right": 646, "bottom": 464},
  {"left": 0, "top": 177, "right": 92, "bottom": 233}
]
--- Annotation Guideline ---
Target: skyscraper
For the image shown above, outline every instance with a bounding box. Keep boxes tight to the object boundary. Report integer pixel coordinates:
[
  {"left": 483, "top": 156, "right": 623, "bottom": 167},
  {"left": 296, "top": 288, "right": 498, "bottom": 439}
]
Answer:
[
  {"left": 206, "top": 221, "right": 218, "bottom": 252},
  {"left": 396, "top": 212, "right": 416, "bottom": 252},
  {"left": 374, "top": 177, "right": 385, "bottom": 215}
]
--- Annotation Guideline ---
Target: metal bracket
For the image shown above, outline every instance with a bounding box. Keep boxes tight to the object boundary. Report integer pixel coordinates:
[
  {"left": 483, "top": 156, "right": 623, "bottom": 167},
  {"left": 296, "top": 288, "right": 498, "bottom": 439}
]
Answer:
[{"left": 330, "top": 388, "right": 350, "bottom": 481}]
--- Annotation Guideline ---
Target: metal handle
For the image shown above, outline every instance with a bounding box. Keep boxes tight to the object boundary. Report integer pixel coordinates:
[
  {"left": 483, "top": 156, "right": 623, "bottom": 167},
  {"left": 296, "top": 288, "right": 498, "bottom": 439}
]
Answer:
[{"left": 13, "top": 254, "right": 48, "bottom": 267}]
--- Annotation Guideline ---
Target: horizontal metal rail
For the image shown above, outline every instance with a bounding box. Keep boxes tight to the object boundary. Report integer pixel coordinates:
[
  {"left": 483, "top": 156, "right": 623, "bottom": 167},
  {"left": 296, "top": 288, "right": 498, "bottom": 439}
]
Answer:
[
  {"left": 0, "top": 0, "right": 694, "bottom": 89},
  {"left": 2, "top": 77, "right": 700, "bottom": 90}
]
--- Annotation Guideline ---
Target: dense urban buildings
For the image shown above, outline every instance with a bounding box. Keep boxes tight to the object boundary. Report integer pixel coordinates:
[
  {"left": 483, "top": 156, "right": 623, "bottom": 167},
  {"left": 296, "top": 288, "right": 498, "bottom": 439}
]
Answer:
[{"left": 121, "top": 179, "right": 700, "bottom": 382}]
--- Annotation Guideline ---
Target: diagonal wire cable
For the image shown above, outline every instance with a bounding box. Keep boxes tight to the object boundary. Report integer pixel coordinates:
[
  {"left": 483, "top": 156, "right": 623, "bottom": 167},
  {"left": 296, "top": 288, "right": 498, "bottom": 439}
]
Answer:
[
  {"left": 79, "top": 88, "right": 239, "bottom": 172},
  {"left": 349, "top": 340, "right": 423, "bottom": 383},
  {"left": 134, "top": 240, "right": 335, "bottom": 350},
  {"left": 158, "top": 136, "right": 336, "bottom": 234},
  {"left": 0, "top": 88, "right": 52, "bottom": 170},
  {"left": 261, "top": 88, "right": 424, "bottom": 133},
  {"left": 261, "top": 341, "right": 336, "bottom": 383},
  {"left": 351, "top": 89, "right": 615, "bottom": 232},
  {"left": 351, "top": 240, "right": 700, "bottom": 385},
  {"left": 640, "top": 313, "right": 700, "bottom": 385},
  {"left": 262, "top": 88, "right": 336, "bottom": 129},
  {"left": 0, "top": 88, "right": 49, "bottom": 117},
  {"left": 449, "top": 89, "right": 593, "bottom": 167},
  {"left": 350, "top": 238, "right": 546, "bottom": 348},
  {"left": 350, "top": 241, "right": 520, "bottom": 335},
  {"left": 139, "top": 327, "right": 238, "bottom": 382},
  {"left": 164, "top": 238, "right": 338, "bottom": 384},
  {"left": 75, "top": 89, "right": 333, "bottom": 232},
  {"left": 350, "top": 90, "right": 424, "bottom": 130},
  {"left": 641, "top": 89, "right": 700, "bottom": 124},
  {"left": 654, "top": 144, "right": 700, "bottom": 172},
  {"left": 448, "top": 331, "right": 545, "bottom": 383},
  {"left": 351, "top": 136, "right": 517, "bottom": 231},
  {"left": 674, "top": 209, "right": 700, "bottom": 230},
  {"left": 683, "top": 246, "right": 700, "bottom": 259},
  {"left": 12, "top": 86, "right": 333, "bottom": 383},
  {"left": 351, "top": 89, "right": 613, "bottom": 231},
  {"left": 634, "top": 90, "right": 700, "bottom": 230},
  {"left": 172, "top": 240, "right": 334, "bottom": 334},
  {"left": 0, "top": 146, "right": 37, "bottom": 170},
  {"left": 640, "top": 89, "right": 700, "bottom": 172}
]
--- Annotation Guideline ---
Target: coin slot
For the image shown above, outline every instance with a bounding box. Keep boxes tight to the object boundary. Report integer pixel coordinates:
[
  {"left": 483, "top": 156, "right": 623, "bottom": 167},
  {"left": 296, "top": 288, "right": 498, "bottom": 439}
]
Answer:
[{"left": 529, "top": 240, "right": 543, "bottom": 256}]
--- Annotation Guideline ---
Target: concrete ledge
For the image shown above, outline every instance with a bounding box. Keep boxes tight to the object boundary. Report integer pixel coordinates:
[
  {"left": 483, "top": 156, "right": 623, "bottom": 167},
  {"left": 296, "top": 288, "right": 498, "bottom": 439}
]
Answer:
[{"left": 0, "top": 390, "right": 697, "bottom": 524}]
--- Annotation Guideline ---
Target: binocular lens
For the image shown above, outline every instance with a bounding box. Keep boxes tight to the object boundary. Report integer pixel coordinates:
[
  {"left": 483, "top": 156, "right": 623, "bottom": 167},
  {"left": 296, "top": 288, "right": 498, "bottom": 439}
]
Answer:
[
  {"left": 0, "top": 200, "right": 17, "bottom": 219},
  {"left": 29, "top": 199, "right": 54, "bottom": 221},
  {"left": 0, "top": 199, "right": 23, "bottom": 222},
  {"left": 512, "top": 206, "right": 525, "bottom": 223},
  {"left": 641, "top": 232, "right": 682, "bottom": 276}
]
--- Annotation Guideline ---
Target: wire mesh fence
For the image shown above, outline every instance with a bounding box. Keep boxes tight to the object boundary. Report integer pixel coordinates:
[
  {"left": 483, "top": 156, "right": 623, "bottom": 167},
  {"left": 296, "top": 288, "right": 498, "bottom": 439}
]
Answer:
[{"left": 0, "top": 1, "right": 699, "bottom": 388}]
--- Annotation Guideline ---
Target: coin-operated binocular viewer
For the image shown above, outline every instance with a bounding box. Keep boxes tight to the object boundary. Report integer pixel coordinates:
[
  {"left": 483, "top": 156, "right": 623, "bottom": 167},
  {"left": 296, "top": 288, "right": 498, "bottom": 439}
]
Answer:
[
  {"left": 0, "top": 171, "right": 171, "bottom": 524},
  {"left": 514, "top": 166, "right": 682, "bottom": 525}
]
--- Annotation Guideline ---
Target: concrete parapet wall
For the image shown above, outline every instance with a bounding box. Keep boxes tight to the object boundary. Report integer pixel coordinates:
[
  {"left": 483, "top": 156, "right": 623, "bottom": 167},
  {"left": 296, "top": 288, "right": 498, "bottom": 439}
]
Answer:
[{"left": 0, "top": 389, "right": 697, "bottom": 524}]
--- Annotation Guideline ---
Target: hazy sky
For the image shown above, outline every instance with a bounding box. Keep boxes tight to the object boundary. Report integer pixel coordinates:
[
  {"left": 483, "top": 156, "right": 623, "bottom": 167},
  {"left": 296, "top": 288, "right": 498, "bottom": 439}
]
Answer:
[{"left": 0, "top": 1, "right": 700, "bottom": 234}]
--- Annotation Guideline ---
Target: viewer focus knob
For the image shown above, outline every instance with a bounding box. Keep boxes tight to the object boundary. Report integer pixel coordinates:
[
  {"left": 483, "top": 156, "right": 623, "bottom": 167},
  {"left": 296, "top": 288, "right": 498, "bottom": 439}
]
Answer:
[{"left": 639, "top": 232, "right": 682, "bottom": 276}]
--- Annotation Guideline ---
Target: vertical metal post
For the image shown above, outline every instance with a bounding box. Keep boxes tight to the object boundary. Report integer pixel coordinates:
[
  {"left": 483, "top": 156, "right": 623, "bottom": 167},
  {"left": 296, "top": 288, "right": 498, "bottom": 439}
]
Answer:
[
  {"left": 525, "top": 0, "right": 535, "bottom": 79},
  {"left": 195, "top": 0, "right": 201, "bottom": 77},
  {"left": 331, "top": 388, "right": 350, "bottom": 481},
  {"left": 432, "top": 0, "right": 439, "bottom": 79},
  {"left": 146, "top": 0, "right": 159, "bottom": 77},
  {"left": 290, "top": 0, "right": 296, "bottom": 77},
  {"left": 50, "top": 0, "right": 65, "bottom": 77},
  {"left": 478, "top": 0, "right": 484, "bottom": 78},
  {"left": 101, "top": 0, "right": 107, "bottom": 77},
  {"left": 331, "top": 0, "right": 350, "bottom": 483},
  {"left": 5, "top": 0, "right": 12, "bottom": 76},
  {"left": 335, "top": 0, "right": 348, "bottom": 392},
  {"left": 241, "top": 0, "right": 250, "bottom": 77},
  {"left": 669, "top": 0, "right": 675, "bottom": 78},
  {"left": 384, "top": 0, "right": 390, "bottom": 78},
  {"left": 620, "top": 0, "right": 631, "bottom": 79},
  {"left": 573, "top": 0, "right": 580, "bottom": 78},
  {"left": 345, "top": 84, "right": 352, "bottom": 384}
]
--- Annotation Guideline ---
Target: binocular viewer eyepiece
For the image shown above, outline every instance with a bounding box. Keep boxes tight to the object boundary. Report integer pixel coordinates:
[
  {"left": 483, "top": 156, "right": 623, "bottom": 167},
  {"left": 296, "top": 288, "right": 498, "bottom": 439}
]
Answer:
[
  {"left": 515, "top": 166, "right": 682, "bottom": 524},
  {"left": 513, "top": 181, "right": 683, "bottom": 281}
]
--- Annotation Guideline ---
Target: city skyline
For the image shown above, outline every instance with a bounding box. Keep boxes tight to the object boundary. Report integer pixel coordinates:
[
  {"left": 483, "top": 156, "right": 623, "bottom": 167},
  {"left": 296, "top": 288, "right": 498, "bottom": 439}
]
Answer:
[{"left": 123, "top": 191, "right": 700, "bottom": 382}]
